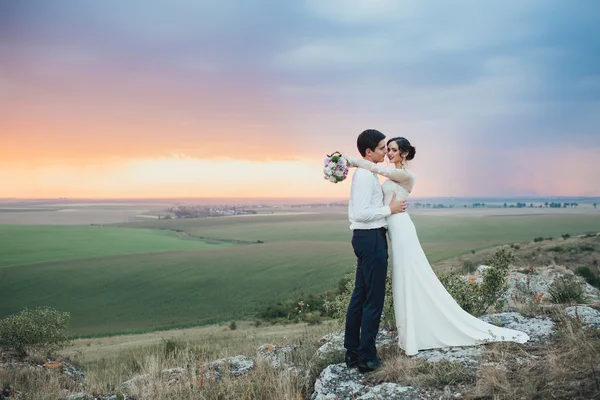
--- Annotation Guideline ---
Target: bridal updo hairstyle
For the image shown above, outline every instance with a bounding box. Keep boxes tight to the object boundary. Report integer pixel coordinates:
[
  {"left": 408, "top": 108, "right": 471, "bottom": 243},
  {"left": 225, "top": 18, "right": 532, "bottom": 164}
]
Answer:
[
  {"left": 388, "top": 137, "right": 416, "bottom": 160},
  {"left": 357, "top": 129, "right": 386, "bottom": 157}
]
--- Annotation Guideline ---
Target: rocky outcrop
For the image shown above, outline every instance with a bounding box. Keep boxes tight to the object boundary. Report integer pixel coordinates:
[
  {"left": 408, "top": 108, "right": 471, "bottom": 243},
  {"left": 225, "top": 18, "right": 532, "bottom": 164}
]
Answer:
[
  {"left": 479, "top": 312, "right": 556, "bottom": 343},
  {"left": 471, "top": 265, "right": 600, "bottom": 307},
  {"left": 565, "top": 305, "right": 600, "bottom": 327},
  {"left": 311, "top": 363, "right": 420, "bottom": 400}
]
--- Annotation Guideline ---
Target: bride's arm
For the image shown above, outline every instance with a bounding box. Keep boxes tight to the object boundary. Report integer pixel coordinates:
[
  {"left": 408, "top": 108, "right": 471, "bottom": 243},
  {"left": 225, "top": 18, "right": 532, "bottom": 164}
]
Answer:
[{"left": 344, "top": 155, "right": 413, "bottom": 188}]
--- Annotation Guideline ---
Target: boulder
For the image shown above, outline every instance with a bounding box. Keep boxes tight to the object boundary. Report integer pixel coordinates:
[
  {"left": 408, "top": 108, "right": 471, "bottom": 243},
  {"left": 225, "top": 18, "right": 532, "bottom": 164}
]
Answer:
[
  {"left": 311, "top": 363, "right": 419, "bottom": 400},
  {"left": 565, "top": 305, "right": 600, "bottom": 328},
  {"left": 415, "top": 347, "right": 483, "bottom": 368},
  {"left": 479, "top": 312, "right": 556, "bottom": 342},
  {"left": 256, "top": 344, "right": 299, "bottom": 368},
  {"left": 204, "top": 355, "right": 254, "bottom": 379}
]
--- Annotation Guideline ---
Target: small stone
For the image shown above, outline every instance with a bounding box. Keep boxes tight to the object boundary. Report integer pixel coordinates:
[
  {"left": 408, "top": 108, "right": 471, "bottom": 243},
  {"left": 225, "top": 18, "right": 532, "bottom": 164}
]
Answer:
[
  {"left": 122, "top": 373, "right": 151, "bottom": 388},
  {"left": 357, "top": 382, "right": 419, "bottom": 399}
]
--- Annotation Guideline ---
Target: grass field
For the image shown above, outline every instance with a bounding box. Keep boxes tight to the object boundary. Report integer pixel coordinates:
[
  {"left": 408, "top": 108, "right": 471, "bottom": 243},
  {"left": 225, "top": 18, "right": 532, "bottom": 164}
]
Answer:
[
  {"left": 2, "top": 210, "right": 600, "bottom": 336},
  {"left": 0, "top": 225, "right": 230, "bottom": 267}
]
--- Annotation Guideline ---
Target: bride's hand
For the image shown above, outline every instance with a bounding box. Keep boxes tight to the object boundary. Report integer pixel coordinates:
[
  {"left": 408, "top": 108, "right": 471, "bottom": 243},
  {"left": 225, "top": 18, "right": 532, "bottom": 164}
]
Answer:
[{"left": 339, "top": 152, "right": 356, "bottom": 167}]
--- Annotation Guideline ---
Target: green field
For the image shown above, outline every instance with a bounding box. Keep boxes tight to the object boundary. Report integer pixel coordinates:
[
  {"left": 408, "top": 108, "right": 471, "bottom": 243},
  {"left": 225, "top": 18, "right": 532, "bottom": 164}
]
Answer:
[
  {"left": 1, "top": 212, "right": 599, "bottom": 336},
  {"left": 0, "top": 225, "right": 230, "bottom": 267}
]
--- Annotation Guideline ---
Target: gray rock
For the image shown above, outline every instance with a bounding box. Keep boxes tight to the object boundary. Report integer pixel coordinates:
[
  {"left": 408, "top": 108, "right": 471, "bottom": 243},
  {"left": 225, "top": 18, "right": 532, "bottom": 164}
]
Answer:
[
  {"left": 162, "top": 367, "right": 186, "bottom": 385},
  {"left": 311, "top": 363, "right": 420, "bottom": 400},
  {"left": 205, "top": 355, "right": 254, "bottom": 379},
  {"left": 466, "top": 266, "right": 600, "bottom": 308},
  {"left": 257, "top": 344, "right": 300, "bottom": 368},
  {"left": 480, "top": 312, "right": 556, "bottom": 342},
  {"left": 415, "top": 347, "right": 483, "bottom": 368},
  {"left": 66, "top": 393, "right": 89, "bottom": 400},
  {"left": 565, "top": 305, "right": 600, "bottom": 327},
  {"left": 311, "top": 363, "right": 366, "bottom": 400},
  {"left": 122, "top": 373, "right": 150, "bottom": 388},
  {"left": 357, "top": 382, "right": 420, "bottom": 399}
]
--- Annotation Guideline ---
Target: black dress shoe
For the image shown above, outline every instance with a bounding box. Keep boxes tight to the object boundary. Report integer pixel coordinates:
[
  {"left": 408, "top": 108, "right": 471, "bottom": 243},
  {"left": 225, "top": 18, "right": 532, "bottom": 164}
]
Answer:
[
  {"left": 358, "top": 358, "right": 384, "bottom": 373},
  {"left": 345, "top": 351, "right": 359, "bottom": 368}
]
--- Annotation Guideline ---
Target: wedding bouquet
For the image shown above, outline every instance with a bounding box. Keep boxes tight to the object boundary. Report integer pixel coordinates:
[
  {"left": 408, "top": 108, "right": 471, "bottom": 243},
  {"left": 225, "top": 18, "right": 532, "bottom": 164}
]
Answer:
[{"left": 323, "top": 152, "right": 349, "bottom": 183}]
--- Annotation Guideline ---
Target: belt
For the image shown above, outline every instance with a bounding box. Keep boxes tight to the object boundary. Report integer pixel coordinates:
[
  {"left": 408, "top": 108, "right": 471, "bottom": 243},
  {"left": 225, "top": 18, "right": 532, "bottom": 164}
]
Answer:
[{"left": 354, "top": 227, "right": 387, "bottom": 233}]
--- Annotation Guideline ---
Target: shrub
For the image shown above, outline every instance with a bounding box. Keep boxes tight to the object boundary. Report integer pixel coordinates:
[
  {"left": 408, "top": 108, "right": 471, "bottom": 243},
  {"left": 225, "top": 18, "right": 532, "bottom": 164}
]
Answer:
[
  {"left": 0, "top": 307, "right": 70, "bottom": 357},
  {"left": 440, "top": 247, "right": 515, "bottom": 316},
  {"left": 462, "top": 260, "right": 476, "bottom": 274},
  {"left": 534, "top": 237, "right": 544, "bottom": 242},
  {"left": 162, "top": 338, "right": 184, "bottom": 357},
  {"left": 576, "top": 266, "right": 599, "bottom": 288},
  {"left": 547, "top": 246, "right": 564, "bottom": 253},
  {"left": 229, "top": 321, "right": 237, "bottom": 330},
  {"left": 253, "top": 319, "right": 263, "bottom": 327},
  {"left": 303, "top": 312, "right": 323, "bottom": 325},
  {"left": 548, "top": 276, "right": 585, "bottom": 304},
  {"left": 545, "top": 237, "right": 554, "bottom": 241},
  {"left": 562, "top": 233, "right": 571, "bottom": 239}
]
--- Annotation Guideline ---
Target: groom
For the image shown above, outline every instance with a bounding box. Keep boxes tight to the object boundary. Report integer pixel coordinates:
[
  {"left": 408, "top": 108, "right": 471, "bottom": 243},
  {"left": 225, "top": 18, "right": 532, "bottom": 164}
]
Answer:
[{"left": 344, "top": 129, "right": 406, "bottom": 373}]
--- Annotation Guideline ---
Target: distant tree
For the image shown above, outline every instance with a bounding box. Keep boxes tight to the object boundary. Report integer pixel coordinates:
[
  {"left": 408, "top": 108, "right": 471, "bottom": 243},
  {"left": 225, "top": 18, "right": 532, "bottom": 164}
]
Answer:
[
  {"left": 504, "top": 203, "right": 507, "bottom": 208},
  {"left": 594, "top": 203, "right": 597, "bottom": 209},
  {"left": 544, "top": 202, "right": 549, "bottom": 208}
]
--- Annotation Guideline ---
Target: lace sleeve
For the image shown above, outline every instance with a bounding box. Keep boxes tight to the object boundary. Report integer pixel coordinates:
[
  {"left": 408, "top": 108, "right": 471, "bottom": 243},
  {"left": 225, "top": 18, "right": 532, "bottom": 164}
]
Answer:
[{"left": 346, "top": 156, "right": 413, "bottom": 188}]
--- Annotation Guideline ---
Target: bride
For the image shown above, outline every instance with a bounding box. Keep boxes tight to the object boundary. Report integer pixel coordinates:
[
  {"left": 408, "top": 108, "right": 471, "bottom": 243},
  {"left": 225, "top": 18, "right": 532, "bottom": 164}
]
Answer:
[{"left": 344, "top": 137, "right": 529, "bottom": 356}]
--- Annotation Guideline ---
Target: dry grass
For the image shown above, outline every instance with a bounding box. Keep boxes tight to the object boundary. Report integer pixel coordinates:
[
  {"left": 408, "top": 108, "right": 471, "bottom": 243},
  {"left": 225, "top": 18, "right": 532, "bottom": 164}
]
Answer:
[
  {"left": 371, "top": 346, "right": 475, "bottom": 389},
  {"left": 1, "top": 322, "right": 337, "bottom": 399},
  {"left": 468, "top": 309, "right": 600, "bottom": 399}
]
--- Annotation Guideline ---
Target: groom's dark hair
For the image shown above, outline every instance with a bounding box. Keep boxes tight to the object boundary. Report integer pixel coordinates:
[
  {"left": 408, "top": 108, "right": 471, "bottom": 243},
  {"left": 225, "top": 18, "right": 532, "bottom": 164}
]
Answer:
[{"left": 357, "top": 129, "right": 385, "bottom": 157}]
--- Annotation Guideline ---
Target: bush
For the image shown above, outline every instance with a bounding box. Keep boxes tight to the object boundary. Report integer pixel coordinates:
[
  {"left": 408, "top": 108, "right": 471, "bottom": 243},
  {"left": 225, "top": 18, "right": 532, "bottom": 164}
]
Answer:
[
  {"left": 162, "top": 338, "right": 184, "bottom": 357},
  {"left": 562, "top": 233, "right": 571, "bottom": 239},
  {"left": 439, "top": 247, "right": 515, "bottom": 316},
  {"left": 576, "top": 266, "right": 599, "bottom": 287},
  {"left": 462, "top": 260, "right": 476, "bottom": 274},
  {"left": 534, "top": 237, "right": 544, "bottom": 242},
  {"left": 229, "top": 321, "right": 237, "bottom": 330},
  {"left": 548, "top": 276, "right": 585, "bottom": 304},
  {"left": 0, "top": 307, "right": 70, "bottom": 357}
]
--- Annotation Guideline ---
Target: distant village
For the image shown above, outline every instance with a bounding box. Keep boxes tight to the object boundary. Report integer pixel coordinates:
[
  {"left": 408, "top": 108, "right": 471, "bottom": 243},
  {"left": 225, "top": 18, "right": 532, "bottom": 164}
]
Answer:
[{"left": 165, "top": 205, "right": 258, "bottom": 219}]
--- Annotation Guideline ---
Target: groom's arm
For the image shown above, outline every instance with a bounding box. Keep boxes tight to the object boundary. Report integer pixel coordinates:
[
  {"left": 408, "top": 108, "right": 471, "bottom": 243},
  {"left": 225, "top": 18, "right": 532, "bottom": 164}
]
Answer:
[{"left": 350, "top": 171, "right": 392, "bottom": 222}]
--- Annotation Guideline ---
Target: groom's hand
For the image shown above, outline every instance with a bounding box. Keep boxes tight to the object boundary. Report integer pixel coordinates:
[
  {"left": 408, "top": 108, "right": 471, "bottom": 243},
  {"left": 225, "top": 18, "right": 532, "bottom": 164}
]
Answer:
[{"left": 389, "top": 193, "right": 408, "bottom": 214}]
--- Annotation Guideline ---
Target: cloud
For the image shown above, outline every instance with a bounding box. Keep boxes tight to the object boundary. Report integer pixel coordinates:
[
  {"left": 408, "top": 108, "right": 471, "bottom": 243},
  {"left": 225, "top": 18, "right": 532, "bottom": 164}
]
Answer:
[{"left": 1, "top": 0, "right": 598, "bottom": 195}]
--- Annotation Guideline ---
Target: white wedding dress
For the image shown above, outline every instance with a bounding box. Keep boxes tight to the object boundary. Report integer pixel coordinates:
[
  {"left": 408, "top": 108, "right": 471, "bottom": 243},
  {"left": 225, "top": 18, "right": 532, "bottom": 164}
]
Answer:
[{"left": 350, "top": 158, "right": 530, "bottom": 356}]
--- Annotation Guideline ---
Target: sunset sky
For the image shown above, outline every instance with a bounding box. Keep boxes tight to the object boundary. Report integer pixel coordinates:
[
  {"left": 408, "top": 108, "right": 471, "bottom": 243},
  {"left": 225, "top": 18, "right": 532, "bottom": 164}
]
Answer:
[{"left": 1, "top": 1, "right": 599, "bottom": 198}]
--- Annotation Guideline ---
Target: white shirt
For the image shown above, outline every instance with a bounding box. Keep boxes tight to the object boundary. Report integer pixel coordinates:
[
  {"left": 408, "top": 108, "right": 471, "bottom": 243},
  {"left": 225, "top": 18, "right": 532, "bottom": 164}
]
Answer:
[{"left": 348, "top": 167, "right": 391, "bottom": 230}]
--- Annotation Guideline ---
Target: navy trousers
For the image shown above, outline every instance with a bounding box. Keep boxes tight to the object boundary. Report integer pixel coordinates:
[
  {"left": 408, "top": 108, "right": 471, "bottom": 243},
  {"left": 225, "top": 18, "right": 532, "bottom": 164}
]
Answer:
[{"left": 343, "top": 227, "right": 388, "bottom": 362}]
